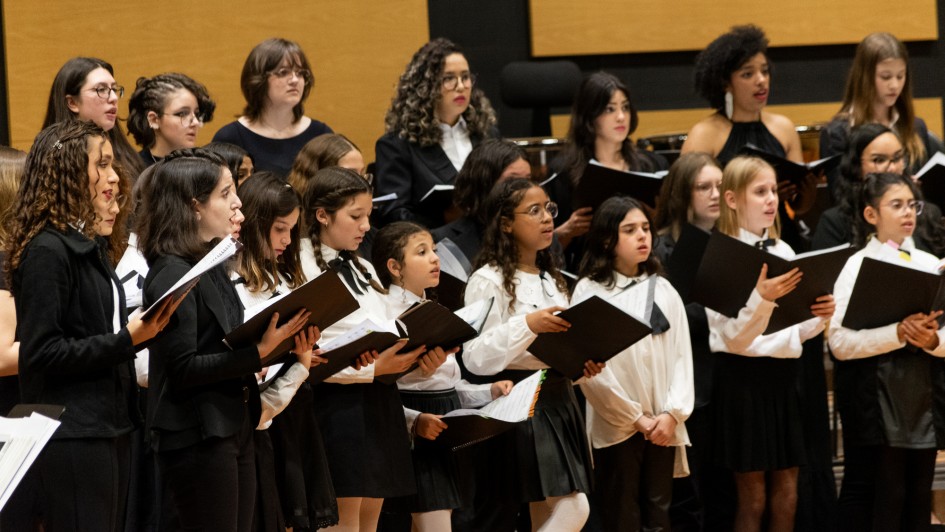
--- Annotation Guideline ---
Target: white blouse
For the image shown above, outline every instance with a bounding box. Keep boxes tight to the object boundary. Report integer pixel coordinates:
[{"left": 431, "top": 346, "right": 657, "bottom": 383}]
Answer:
[
  {"left": 706, "top": 228, "right": 826, "bottom": 359},
  {"left": 461, "top": 265, "right": 568, "bottom": 375},
  {"left": 828, "top": 236, "right": 945, "bottom": 360},
  {"left": 576, "top": 273, "right": 694, "bottom": 451},
  {"left": 439, "top": 116, "right": 473, "bottom": 171},
  {"left": 300, "top": 238, "right": 389, "bottom": 383}
]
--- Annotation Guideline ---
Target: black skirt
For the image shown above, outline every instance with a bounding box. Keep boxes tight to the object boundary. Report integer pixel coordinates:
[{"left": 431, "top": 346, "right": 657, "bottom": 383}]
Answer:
[
  {"left": 386, "top": 388, "right": 464, "bottom": 513},
  {"left": 267, "top": 383, "right": 338, "bottom": 529},
  {"left": 312, "top": 381, "right": 416, "bottom": 499},
  {"left": 505, "top": 370, "right": 593, "bottom": 502},
  {"left": 253, "top": 431, "right": 284, "bottom": 532},
  {"left": 713, "top": 354, "right": 806, "bottom": 472}
]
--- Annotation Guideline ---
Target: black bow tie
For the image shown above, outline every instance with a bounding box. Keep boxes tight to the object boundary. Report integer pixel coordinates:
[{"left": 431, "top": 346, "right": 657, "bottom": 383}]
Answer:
[
  {"left": 755, "top": 238, "right": 777, "bottom": 251},
  {"left": 328, "top": 251, "right": 371, "bottom": 295}
]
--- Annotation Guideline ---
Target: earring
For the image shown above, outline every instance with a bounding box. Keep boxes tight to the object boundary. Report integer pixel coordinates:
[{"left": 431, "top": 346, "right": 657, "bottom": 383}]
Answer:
[{"left": 724, "top": 91, "right": 734, "bottom": 120}]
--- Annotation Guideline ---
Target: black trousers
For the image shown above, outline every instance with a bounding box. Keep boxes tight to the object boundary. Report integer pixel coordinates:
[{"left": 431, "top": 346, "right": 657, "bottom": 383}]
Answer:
[
  {"left": 594, "top": 432, "right": 675, "bottom": 532},
  {"left": 838, "top": 443, "right": 936, "bottom": 532},
  {"left": 1, "top": 434, "right": 132, "bottom": 532},
  {"left": 157, "top": 416, "right": 256, "bottom": 532}
]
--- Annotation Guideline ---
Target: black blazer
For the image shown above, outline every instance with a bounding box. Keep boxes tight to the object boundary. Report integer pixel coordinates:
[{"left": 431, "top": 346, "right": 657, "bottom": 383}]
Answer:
[
  {"left": 13, "top": 227, "right": 139, "bottom": 439},
  {"left": 431, "top": 216, "right": 483, "bottom": 266},
  {"left": 144, "top": 256, "right": 262, "bottom": 452}
]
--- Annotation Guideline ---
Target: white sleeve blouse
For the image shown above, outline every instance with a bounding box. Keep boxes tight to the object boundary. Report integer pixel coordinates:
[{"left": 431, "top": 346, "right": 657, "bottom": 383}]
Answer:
[
  {"left": 829, "top": 236, "right": 945, "bottom": 359},
  {"left": 575, "top": 273, "right": 694, "bottom": 449},
  {"left": 706, "top": 229, "right": 826, "bottom": 359},
  {"left": 461, "top": 265, "right": 568, "bottom": 375}
]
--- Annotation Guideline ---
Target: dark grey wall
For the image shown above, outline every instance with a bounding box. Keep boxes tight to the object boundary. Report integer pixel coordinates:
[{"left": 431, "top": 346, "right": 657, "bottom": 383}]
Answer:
[{"left": 429, "top": 0, "right": 945, "bottom": 138}]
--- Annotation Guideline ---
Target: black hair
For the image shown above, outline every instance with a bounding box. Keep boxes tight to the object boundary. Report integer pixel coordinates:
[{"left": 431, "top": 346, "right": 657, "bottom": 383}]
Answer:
[
  {"left": 579, "top": 196, "right": 662, "bottom": 286},
  {"left": 453, "top": 139, "right": 528, "bottom": 225},
  {"left": 694, "top": 25, "right": 770, "bottom": 112},
  {"left": 371, "top": 221, "right": 430, "bottom": 289}
]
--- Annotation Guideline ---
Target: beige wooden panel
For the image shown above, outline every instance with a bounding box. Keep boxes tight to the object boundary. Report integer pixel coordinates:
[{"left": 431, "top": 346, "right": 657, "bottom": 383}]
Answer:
[
  {"left": 530, "top": 0, "right": 938, "bottom": 56},
  {"left": 3, "top": 0, "right": 429, "bottom": 162},
  {"left": 551, "top": 98, "right": 944, "bottom": 143}
]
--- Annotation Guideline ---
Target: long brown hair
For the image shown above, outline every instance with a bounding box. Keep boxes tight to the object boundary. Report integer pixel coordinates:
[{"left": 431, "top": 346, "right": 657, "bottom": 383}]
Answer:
[
  {"left": 0, "top": 147, "right": 27, "bottom": 249},
  {"left": 6, "top": 122, "right": 106, "bottom": 285},
  {"left": 287, "top": 133, "right": 360, "bottom": 192},
  {"left": 835, "top": 32, "right": 924, "bottom": 166},
  {"left": 579, "top": 196, "right": 662, "bottom": 287},
  {"left": 474, "top": 178, "right": 567, "bottom": 310},
  {"left": 236, "top": 172, "right": 305, "bottom": 293},
  {"left": 654, "top": 152, "right": 721, "bottom": 240},
  {"left": 240, "top": 38, "right": 314, "bottom": 123}
]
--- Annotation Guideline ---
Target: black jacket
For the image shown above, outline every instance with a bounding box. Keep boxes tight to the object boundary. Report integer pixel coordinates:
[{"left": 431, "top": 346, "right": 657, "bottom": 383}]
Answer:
[
  {"left": 13, "top": 227, "right": 139, "bottom": 438},
  {"left": 143, "top": 256, "right": 262, "bottom": 452}
]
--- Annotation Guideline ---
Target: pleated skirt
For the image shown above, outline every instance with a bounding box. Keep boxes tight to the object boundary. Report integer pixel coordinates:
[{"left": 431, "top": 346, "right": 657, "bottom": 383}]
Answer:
[{"left": 713, "top": 354, "right": 806, "bottom": 472}]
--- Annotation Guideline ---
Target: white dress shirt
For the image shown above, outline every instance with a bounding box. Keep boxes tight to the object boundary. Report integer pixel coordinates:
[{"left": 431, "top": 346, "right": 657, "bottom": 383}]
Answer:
[
  {"left": 439, "top": 117, "right": 473, "bottom": 171},
  {"left": 706, "top": 228, "right": 826, "bottom": 359}
]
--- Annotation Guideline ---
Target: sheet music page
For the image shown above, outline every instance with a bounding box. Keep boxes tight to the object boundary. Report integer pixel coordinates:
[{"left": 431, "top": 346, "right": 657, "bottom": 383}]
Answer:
[
  {"left": 0, "top": 413, "right": 60, "bottom": 511},
  {"left": 319, "top": 318, "right": 398, "bottom": 352},
  {"left": 453, "top": 297, "right": 494, "bottom": 333},
  {"left": 479, "top": 370, "right": 545, "bottom": 422}
]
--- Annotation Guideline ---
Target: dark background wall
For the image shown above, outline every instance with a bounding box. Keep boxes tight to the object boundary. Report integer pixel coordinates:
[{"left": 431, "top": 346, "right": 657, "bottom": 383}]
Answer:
[{"left": 429, "top": 0, "right": 945, "bottom": 139}]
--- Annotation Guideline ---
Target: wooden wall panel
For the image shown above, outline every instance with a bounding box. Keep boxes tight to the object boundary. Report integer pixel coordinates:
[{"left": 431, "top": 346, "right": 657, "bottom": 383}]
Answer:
[
  {"left": 529, "top": 0, "right": 938, "bottom": 56},
  {"left": 3, "top": 0, "right": 429, "bottom": 162},
  {"left": 550, "top": 98, "right": 944, "bottom": 147}
]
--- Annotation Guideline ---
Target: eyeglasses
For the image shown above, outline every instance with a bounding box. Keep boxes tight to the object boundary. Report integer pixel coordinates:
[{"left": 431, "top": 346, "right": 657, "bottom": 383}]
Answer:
[
  {"left": 107, "top": 194, "right": 128, "bottom": 209},
  {"left": 863, "top": 153, "right": 905, "bottom": 170},
  {"left": 693, "top": 180, "right": 722, "bottom": 196},
  {"left": 269, "top": 67, "right": 313, "bottom": 83},
  {"left": 162, "top": 109, "right": 205, "bottom": 127},
  {"left": 514, "top": 201, "right": 558, "bottom": 220},
  {"left": 87, "top": 85, "right": 124, "bottom": 100},
  {"left": 442, "top": 73, "right": 476, "bottom": 91},
  {"left": 881, "top": 199, "right": 924, "bottom": 215}
]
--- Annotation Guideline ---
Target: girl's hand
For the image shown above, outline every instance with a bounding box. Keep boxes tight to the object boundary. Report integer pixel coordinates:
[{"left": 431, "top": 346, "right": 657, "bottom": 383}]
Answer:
[
  {"left": 900, "top": 311, "right": 943, "bottom": 349},
  {"left": 582, "top": 360, "right": 605, "bottom": 379},
  {"left": 755, "top": 264, "right": 802, "bottom": 302},
  {"left": 257, "top": 309, "right": 311, "bottom": 360},
  {"left": 128, "top": 286, "right": 192, "bottom": 346},
  {"left": 292, "top": 326, "right": 320, "bottom": 369},
  {"left": 418, "top": 346, "right": 456, "bottom": 377},
  {"left": 526, "top": 306, "right": 571, "bottom": 334},
  {"left": 416, "top": 413, "right": 448, "bottom": 440},
  {"left": 374, "top": 339, "right": 426, "bottom": 377},
  {"left": 810, "top": 294, "right": 836, "bottom": 320},
  {"left": 554, "top": 206, "right": 593, "bottom": 247},
  {"left": 490, "top": 380, "right": 513, "bottom": 399},
  {"left": 352, "top": 350, "right": 377, "bottom": 370},
  {"left": 633, "top": 415, "right": 656, "bottom": 436},
  {"left": 648, "top": 413, "right": 678, "bottom": 446}
]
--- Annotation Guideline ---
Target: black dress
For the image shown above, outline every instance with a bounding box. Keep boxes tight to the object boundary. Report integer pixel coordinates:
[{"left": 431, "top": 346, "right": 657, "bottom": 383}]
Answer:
[{"left": 212, "top": 120, "right": 333, "bottom": 178}]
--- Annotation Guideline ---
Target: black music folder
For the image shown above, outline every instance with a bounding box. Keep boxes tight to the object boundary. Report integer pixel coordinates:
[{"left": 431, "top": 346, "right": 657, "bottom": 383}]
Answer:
[
  {"left": 842, "top": 257, "right": 945, "bottom": 330},
  {"left": 689, "top": 231, "right": 854, "bottom": 334},
  {"left": 432, "top": 271, "right": 467, "bottom": 312},
  {"left": 225, "top": 271, "right": 360, "bottom": 366},
  {"left": 420, "top": 184, "right": 455, "bottom": 206},
  {"left": 663, "top": 223, "right": 712, "bottom": 301},
  {"left": 528, "top": 296, "right": 652, "bottom": 380},
  {"left": 738, "top": 144, "right": 840, "bottom": 187},
  {"left": 916, "top": 152, "right": 945, "bottom": 208},
  {"left": 574, "top": 163, "right": 666, "bottom": 209}
]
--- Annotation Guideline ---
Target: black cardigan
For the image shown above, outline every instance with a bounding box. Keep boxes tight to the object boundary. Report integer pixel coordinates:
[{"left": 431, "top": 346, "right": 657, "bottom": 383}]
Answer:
[
  {"left": 143, "top": 255, "right": 262, "bottom": 452},
  {"left": 13, "top": 227, "right": 139, "bottom": 439}
]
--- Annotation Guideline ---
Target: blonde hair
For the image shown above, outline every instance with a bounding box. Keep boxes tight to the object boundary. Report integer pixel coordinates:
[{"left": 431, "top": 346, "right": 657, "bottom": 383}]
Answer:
[{"left": 717, "top": 156, "right": 780, "bottom": 239}]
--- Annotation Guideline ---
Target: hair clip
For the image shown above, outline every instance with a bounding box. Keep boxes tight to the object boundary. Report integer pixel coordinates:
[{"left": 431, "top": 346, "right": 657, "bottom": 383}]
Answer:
[{"left": 53, "top": 140, "right": 63, "bottom": 151}]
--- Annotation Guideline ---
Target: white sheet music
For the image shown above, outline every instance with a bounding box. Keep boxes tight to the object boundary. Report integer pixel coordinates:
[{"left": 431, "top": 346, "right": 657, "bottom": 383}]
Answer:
[
  {"left": 443, "top": 369, "right": 545, "bottom": 423},
  {"left": 0, "top": 413, "right": 60, "bottom": 511}
]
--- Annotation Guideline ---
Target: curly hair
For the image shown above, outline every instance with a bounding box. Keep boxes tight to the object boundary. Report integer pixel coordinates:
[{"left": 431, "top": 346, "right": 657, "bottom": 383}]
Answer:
[
  {"left": 287, "top": 133, "right": 360, "bottom": 192},
  {"left": 384, "top": 38, "right": 497, "bottom": 147},
  {"left": 453, "top": 139, "right": 527, "bottom": 225},
  {"left": 135, "top": 148, "right": 229, "bottom": 265},
  {"left": 474, "top": 178, "right": 567, "bottom": 310},
  {"left": 561, "top": 71, "right": 657, "bottom": 184},
  {"left": 127, "top": 72, "right": 216, "bottom": 149},
  {"left": 370, "top": 221, "right": 430, "bottom": 289},
  {"left": 235, "top": 171, "right": 304, "bottom": 293},
  {"left": 241, "top": 38, "right": 313, "bottom": 123},
  {"left": 694, "top": 25, "right": 769, "bottom": 112},
  {"left": 834, "top": 32, "right": 924, "bottom": 166},
  {"left": 579, "top": 196, "right": 662, "bottom": 287},
  {"left": 654, "top": 152, "right": 721, "bottom": 240},
  {"left": 717, "top": 156, "right": 781, "bottom": 239},
  {"left": 301, "top": 166, "right": 384, "bottom": 292},
  {"left": 0, "top": 147, "right": 27, "bottom": 249},
  {"left": 43, "top": 57, "right": 144, "bottom": 180},
  {"left": 5, "top": 121, "right": 107, "bottom": 285}
]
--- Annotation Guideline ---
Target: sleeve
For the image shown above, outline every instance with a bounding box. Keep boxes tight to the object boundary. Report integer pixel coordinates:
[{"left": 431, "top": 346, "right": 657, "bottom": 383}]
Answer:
[
  {"left": 661, "top": 288, "right": 695, "bottom": 424},
  {"left": 374, "top": 134, "right": 419, "bottom": 223},
  {"left": 461, "top": 273, "right": 537, "bottom": 375},
  {"left": 580, "top": 366, "right": 645, "bottom": 429},
  {"left": 134, "top": 349, "right": 149, "bottom": 388},
  {"left": 403, "top": 407, "right": 420, "bottom": 440},
  {"left": 257, "top": 362, "right": 309, "bottom": 429},
  {"left": 17, "top": 244, "right": 135, "bottom": 376},
  {"left": 211, "top": 122, "right": 241, "bottom": 146},
  {"left": 455, "top": 380, "right": 494, "bottom": 408},
  {"left": 828, "top": 257, "right": 906, "bottom": 360},
  {"left": 706, "top": 289, "right": 777, "bottom": 354},
  {"left": 145, "top": 262, "right": 262, "bottom": 392}
]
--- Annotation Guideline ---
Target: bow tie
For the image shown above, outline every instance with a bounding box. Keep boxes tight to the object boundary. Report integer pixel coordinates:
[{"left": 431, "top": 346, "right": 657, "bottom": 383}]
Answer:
[
  {"left": 328, "top": 251, "right": 372, "bottom": 295},
  {"left": 755, "top": 238, "right": 777, "bottom": 251}
]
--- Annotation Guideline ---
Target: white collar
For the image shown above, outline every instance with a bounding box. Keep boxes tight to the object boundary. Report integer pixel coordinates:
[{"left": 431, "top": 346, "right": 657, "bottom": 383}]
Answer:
[
  {"left": 737, "top": 227, "right": 773, "bottom": 245},
  {"left": 438, "top": 115, "right": 468, "bottom": 134},
  {"left": 388, "top": 283, "right": 424, "bottom": 305}
]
